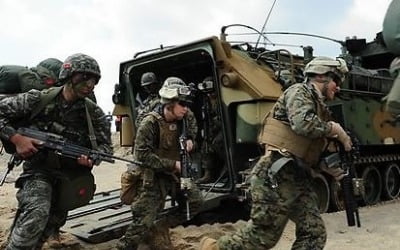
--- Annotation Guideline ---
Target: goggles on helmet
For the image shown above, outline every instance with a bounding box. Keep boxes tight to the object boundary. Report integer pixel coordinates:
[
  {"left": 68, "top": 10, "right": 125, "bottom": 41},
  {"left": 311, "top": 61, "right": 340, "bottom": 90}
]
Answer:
[{"left": 178, "top": 86, "right": 191, "bottom": 96}]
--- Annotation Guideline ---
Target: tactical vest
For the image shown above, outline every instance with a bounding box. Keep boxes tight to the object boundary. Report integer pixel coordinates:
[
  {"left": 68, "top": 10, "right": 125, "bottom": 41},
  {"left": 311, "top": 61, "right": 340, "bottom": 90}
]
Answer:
[
  {"left": 148, "top": 111, "right": 180, "bottom": 161},
  {"left": 31, "top": 86, "right": 98, "bottom": 148},
  {"left": 260, "top": 85, "right": 330, "bottom": 166}
]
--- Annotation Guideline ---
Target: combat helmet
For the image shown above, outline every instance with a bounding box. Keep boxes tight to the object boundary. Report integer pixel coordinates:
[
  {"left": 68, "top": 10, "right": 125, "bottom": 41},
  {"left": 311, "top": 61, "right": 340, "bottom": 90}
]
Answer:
[
  {"left": 159, "top": 77, "right": 192, "bottom": 104},
  {"left": 141, "top": 72, "right": 159, "bottom": 86},
  {"left": 37, "top": 58, "right": 63, "bottom": 79},
  {"left": 304, "top": 56, "right": 349, "bottom": 84},
  {"left": 35, "top": 58, "right": 63, "bottom": 86},
  {"left": 59, "top": 53, "right": 101, "bottom": 81}
]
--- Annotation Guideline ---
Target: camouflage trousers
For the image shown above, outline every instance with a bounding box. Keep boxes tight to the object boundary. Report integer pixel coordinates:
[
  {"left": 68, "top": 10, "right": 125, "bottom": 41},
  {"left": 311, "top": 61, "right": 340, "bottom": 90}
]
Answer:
[
  {"left": 5, "top": 175, "right": 68, "bottom": 250},
  {"left": 117, "top": 174, "right": 204, "bottom": 249},
  {"left": 218, "top": 152, "right": 326, "bottom": 250}
]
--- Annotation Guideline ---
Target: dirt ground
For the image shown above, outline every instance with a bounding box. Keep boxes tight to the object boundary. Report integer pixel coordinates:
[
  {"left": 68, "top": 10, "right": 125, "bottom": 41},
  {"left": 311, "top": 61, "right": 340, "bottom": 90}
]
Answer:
[{"left": 1, "top": 134, "right": 400, "bottom": 249}]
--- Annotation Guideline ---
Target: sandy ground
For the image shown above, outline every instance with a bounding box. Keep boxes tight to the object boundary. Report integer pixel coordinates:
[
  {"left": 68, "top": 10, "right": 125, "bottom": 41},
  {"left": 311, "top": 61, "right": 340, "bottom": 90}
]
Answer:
[{"left": 1, "top": 134, "right": 400, "bottom": 249}]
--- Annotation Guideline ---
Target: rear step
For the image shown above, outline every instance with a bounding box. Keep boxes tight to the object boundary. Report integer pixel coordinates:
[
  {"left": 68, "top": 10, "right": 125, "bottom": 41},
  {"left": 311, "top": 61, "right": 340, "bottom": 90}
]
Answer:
[{"left": 62, "top": 188, "right": 230, "bottom": 243}]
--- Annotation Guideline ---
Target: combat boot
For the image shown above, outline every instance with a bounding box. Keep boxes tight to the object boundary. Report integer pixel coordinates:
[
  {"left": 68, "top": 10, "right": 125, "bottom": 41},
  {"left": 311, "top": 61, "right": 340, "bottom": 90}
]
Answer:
[
  {"left": 114, "top": 235, "right": 137, "bottom": 250},
  {"left": 196, "top": 169, "right": 213, "bottom": 184},
  {"left": 199, "top": 237, "right": 219, "bottom": 250}
]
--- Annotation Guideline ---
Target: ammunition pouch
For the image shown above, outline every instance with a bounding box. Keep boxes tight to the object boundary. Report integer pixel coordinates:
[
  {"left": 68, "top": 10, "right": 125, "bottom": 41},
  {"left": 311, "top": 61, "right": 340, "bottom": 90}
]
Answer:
[
  {"left": 143, "top": 168, "right": 154, "bottom": 187},
  {"left": 120, "top": 166, "right": 142, "bottom": 205},
  {"left": 55, "top": 168, "right": 95, "bottom": 211}
]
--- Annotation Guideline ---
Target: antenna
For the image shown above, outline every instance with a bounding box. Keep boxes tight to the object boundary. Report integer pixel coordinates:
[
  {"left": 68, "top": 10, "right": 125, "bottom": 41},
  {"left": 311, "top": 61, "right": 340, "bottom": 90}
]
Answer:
[{"left": 255, "top": 0, "right": 278, "bottom": 48}]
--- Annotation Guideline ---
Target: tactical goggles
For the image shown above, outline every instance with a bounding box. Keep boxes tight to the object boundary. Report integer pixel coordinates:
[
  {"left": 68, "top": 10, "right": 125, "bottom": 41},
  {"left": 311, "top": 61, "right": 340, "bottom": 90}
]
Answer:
[
  {"left": 72, "top": 72, "right": 100, "bottom": 85},
  {"left": 178, "top": 86, "right": 191, "bottom": 96}
]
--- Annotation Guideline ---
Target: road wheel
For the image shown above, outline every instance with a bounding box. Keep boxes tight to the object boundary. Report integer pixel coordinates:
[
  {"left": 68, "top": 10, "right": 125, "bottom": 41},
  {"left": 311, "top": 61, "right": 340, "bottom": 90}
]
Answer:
[
  {"left": 361, "top": 165, "right": 382, "bottom": 205},
  {"left": 382, "top": 163, "right": 400, "bottom": 200},
  {"left": 312, "top": 173, "right": 330, "bottom": 213}
]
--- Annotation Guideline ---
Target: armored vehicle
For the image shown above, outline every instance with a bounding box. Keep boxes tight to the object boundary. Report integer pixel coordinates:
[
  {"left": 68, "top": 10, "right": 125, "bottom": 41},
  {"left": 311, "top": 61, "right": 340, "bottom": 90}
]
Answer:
[{"left": 63, "top": 24, "right": 400, "bottom": 242}]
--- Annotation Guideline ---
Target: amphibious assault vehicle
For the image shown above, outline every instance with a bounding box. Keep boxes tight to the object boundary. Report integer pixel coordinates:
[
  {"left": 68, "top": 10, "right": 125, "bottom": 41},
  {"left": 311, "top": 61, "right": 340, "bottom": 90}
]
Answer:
[{"left": 63, "top": 24, "right": 400, "bottom": 242}]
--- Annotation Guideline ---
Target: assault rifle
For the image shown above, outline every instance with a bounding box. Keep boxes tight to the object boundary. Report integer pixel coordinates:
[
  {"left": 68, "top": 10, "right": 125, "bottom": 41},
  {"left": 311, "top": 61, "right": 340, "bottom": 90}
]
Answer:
[
  {"left": 179, "top": 118, "right": 193, "bottom": 220},
  {"left": 0, "top": 127, "right": 141, "bottom": 186},
  {"left": 198, "top": 81, "right": 213, "bottom": 154},
  {"left": 338, "top": 134, "right": 362, "bottom": 227}
]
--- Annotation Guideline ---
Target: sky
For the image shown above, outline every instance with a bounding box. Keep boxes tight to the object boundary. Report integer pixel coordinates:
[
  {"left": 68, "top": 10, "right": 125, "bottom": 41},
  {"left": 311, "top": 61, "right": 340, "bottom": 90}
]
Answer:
[{"left": 0, "top": 0, "right": 393, "bottom": 121}]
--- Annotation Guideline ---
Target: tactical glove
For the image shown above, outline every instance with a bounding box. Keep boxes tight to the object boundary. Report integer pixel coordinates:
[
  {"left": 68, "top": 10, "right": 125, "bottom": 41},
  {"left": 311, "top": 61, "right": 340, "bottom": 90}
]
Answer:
[{"left": 328, "top": 121, "right": 353, "bottom": 151}]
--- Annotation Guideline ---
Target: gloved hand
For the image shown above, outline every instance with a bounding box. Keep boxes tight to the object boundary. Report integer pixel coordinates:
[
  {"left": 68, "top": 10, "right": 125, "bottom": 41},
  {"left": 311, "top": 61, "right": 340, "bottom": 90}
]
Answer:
[
  {"left": 328, "top": 121, "right": 353, "bottom": 151},
  {"left": 320, "top": 164, "right": 346, "bottom": 181}
]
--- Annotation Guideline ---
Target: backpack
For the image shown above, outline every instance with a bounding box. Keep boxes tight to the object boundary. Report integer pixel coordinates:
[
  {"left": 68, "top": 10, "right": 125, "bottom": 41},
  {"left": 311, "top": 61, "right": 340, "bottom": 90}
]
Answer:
[{"left": 0, "top": 65, "right": 28, "bottom": 94}]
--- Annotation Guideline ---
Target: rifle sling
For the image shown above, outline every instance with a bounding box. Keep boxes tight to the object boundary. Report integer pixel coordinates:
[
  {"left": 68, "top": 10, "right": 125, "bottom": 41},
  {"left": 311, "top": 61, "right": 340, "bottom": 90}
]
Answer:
[{"left": 267, "top": 156, "right": 292, "bottom": 179}]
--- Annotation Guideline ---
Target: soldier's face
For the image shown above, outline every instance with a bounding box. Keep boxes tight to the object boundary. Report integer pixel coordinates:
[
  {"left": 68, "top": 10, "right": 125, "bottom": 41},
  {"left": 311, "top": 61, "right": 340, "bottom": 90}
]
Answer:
[
  {"left": 171, "top": 101, "right": 189, "bottom": 120},
  {"left": 143, "top": 83, "right": 158, "bottom": 94},
  {"left": 325, "top": 78, "right": 340, "bottom": 100},
  {"left": 71, "top": 73, "right": 97, "bottom": 98}
]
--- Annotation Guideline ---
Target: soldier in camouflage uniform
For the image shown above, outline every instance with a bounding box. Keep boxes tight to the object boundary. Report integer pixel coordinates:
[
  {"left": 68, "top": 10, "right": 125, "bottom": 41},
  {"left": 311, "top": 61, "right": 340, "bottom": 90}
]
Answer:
[
  {"left": 0, "top": 58, "right": 62, "bottom": 95},
  {"left": 135, "top": 72, "right": 162, "bottom": 127},
  {"left": 116, "top": 77, "right": 203, "bottom": 250},
  {"left": 135, "top": 72, "right": 198, "bottom": 147},
  {"left": 199, "top": 57, "right": 353, "bottom": 250},
  {"left": 197, "top": 77, "right": 225, "bottom": 183},
  {"left": 383, "top": 0, "right": 400, "bottom": 117},
  {"left": 0, "top": 53, "right": 112, "bottom": 250},
  {"left": 18, "top": 58, "right": 63, "bottom": 92}
]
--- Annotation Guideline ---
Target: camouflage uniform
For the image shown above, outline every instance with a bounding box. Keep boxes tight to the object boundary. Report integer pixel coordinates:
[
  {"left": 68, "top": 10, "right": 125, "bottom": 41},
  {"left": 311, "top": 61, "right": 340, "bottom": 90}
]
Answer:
[
  {"left": 135, "top": 93, "right": 160, "bottom": 127},
  {"left": 117, "top": 78, "right": 203, "bottom": 249},
  {"left": 198, "top": 92, "right": 225, "bottom": 182},
  {"left": 0, "top": 54, "right": 112, "bottom": 250},
  {"left": 217, "top": 83, "right": 330, "bottom": 250},
  {"left": 135, "top": 72, "right": 162, "bottom": 128},
  {"left": 118, "top": 107, "right": 203, "bottom": 249}
]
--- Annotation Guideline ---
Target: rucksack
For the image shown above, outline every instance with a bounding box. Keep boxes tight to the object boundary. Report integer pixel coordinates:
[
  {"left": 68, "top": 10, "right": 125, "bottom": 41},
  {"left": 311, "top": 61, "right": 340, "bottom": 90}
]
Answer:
[{"left": 0, "top": 65, "right": 28, "bottom": 94}]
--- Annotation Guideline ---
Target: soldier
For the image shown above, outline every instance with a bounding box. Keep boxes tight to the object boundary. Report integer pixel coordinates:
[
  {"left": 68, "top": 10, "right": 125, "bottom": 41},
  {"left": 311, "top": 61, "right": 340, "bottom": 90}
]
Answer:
[
  {"left": 135, "top": 72, "right": 161, "bottom": 127},
  {"left": 0, "top": 53, "right": 112, "bottom": 250},
  {"left": 0, "top": 58, "right": 62, "bottom": 95},
  {"left": 116, "top": 77, "right": 203, "bottom": 250},
  {"left": 135, "top": 72, "right": 198, "bottom": 148},
  {"left": 197, "top": 77, "right": 225, "bottom": 183},
  {"left": 18, "top": 58, "right": 63, "bottom": 92},
  {"left": 199, "top": 57, "right": 352, "bottom": 250},
  {"left": 383, "top": 0, "right": 400, "bottom": 117}
]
